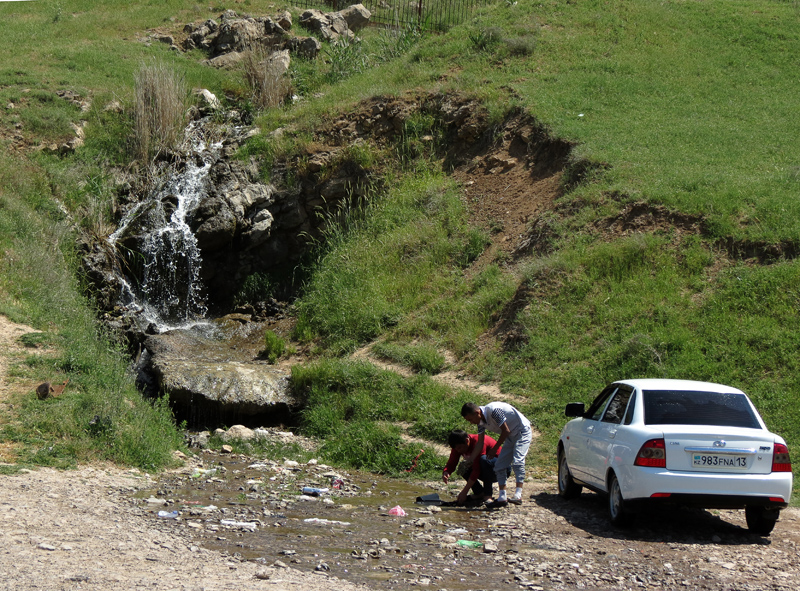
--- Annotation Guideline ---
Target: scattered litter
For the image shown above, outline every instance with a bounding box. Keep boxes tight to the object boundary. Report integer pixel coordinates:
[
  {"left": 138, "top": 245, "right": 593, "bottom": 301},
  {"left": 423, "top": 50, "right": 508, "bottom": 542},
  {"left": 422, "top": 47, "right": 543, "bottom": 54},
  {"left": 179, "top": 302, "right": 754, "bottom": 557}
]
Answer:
[
  {"left": 388, "top": 505, "right": 406, "bottom": 516},
  {"left": 446, "top": 528, "right": 469, "bottom": 535},
  {"left": 157, "top": 510, "right": 179, "bottom": 519},
  {"left": 191, "top": 468, "right": 217, "bottom": 479},
  {"left": 405, "top": 449, "right": 424, "bottom": 472},
  {"left": 304, "top": 518, "right": 351, "bottom": 526},
  {"left": 302, "top": 487, "right": 329, "bottom": 496},
  {"left": 456, "top": 540, "right": 483, "bottom": 548},
  {"left": 220, "top": 519, "right": 258, "bottom": 530},
  {"left": 415, "top": 493, "right": 442, "bottom": 505}
]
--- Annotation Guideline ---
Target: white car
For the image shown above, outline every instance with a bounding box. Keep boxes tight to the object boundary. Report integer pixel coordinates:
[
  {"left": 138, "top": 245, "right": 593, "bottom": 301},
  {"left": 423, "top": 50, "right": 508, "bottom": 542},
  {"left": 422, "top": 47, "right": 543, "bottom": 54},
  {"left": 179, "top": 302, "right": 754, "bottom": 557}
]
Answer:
[{"left": 557, "top": 379, "right": 793, "bottom": 534}]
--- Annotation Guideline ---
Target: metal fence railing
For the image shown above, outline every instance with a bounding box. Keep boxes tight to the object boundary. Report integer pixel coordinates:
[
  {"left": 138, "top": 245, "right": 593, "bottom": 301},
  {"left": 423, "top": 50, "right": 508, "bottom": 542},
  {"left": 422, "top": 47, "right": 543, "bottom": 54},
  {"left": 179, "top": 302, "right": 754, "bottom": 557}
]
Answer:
[{"left": 295, "top": 0, "right": 483, "bottom": 31}]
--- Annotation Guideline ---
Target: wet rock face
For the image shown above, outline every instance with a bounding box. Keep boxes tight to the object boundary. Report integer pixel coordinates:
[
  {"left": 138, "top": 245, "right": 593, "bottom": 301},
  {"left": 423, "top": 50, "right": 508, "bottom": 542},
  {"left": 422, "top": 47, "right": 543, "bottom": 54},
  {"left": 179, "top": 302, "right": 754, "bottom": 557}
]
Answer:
[
  {"left": 81, "top": 110, "right": 378, "bottom": 325},
  {"left": 139, "top": 318, "right": 296, "bottom": 429}
]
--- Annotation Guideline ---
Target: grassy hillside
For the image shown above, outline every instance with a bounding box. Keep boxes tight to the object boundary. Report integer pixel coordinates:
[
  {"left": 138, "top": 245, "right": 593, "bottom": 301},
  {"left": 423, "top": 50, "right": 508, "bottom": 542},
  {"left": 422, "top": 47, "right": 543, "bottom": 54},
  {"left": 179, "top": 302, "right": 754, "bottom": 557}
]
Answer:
[{"left": 0, "top": 0, "right": 799, "bottom": 486}]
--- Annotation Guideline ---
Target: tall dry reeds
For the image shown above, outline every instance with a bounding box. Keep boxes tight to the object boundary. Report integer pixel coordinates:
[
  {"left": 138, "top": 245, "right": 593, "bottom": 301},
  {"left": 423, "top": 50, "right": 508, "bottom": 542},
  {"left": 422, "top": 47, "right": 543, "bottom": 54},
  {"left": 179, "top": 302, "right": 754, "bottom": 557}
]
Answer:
[
  {"left": 241, "top": 44, "right": 292, "bottom": 111},
  {"left": 133, "top": 62, "right": 188, "bottom": 161}
]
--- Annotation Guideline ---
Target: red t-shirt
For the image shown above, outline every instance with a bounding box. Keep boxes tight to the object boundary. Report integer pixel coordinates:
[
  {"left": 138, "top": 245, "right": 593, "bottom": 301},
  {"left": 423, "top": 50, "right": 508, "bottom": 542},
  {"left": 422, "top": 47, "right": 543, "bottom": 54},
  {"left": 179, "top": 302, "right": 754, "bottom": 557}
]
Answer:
[{"left": 443, "top": 433, "right": 501, "bottom": 483}]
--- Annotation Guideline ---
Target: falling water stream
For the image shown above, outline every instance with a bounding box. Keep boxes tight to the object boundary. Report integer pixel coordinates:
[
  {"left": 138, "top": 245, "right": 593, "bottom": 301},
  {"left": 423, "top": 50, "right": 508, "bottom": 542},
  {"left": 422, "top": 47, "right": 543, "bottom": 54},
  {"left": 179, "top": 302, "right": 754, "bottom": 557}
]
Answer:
[{"left": 109, "top": 122, "right": 219, "bottom": 332}]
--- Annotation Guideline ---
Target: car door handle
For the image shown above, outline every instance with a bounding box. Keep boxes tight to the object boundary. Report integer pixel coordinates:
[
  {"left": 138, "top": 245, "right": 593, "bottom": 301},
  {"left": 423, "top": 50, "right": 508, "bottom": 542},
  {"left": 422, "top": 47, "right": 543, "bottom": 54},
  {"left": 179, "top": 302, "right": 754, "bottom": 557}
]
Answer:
[
  {"left": 608, "top": 430, "right": 617, "bottom": 438},
  {"left": 586, "top": 426, "right": 594, "bottom": 434}
]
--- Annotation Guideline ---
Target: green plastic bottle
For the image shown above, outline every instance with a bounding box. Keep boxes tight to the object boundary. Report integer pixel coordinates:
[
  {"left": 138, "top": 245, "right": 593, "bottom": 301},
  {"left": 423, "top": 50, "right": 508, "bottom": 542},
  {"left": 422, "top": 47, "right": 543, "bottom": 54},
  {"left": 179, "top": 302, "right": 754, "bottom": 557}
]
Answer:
[{"left": 456, "top": 540, "right": 483, "bottom": 548}]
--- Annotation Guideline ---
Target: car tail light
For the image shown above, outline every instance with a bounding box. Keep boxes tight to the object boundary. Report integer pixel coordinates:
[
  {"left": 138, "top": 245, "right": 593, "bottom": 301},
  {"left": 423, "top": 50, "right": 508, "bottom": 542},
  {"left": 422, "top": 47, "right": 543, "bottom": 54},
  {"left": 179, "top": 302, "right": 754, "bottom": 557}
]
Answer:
[
  {"left": 772, "top": 443, "right": 792, "bottom": 472},
  {"left": 634, "top": 438, "right": 666, "bottom": 468}
]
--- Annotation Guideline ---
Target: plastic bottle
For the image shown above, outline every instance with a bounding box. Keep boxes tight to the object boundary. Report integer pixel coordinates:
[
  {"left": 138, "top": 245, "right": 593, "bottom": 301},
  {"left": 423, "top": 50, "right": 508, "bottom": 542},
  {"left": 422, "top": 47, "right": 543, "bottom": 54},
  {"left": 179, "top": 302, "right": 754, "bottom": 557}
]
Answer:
[
  {"left": 302, "top": 487, "right": 329, "bottom": 496},
  {"left": 157, "top": 510, "right": 179, "bottom": 519},
  {"left": 456, "top": 540, "right": 483, "bottom": 548}
]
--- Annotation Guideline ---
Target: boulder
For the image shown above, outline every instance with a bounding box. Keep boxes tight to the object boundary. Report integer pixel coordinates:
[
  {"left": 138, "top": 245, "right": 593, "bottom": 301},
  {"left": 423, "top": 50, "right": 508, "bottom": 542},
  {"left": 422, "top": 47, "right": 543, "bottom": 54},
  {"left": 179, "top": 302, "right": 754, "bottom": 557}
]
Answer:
[
  {"left": 141, "top": 320, "right": 297, "bottom": 428},
  {"left": 192, "top": 196, "right": 237, "bottom": 251},
  {"left": 339, "top": 4, "right": 371, "bottom": 31},
  {"left": 194, "top": 88, "right": 221, "bottom": 112},
  {"left": 213, "top": 18, "right": 263, "bottom": 55},
  {"left": 285, "top": 36, "right": 321, "bottom": 59},
  {"left": 205, "top": 51, "right": 245, "bottom": 69},
  {"left": 299, "top": 8, "right": 355, "bottom": 42}
]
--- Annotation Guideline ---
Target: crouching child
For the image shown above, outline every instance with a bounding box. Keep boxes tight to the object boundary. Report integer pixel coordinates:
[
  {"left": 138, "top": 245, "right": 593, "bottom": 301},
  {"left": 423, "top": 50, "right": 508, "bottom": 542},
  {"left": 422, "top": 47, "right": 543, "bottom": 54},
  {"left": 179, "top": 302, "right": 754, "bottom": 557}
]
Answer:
[{"left": 442, "top": 429, "right": 509, "bottom": 505}]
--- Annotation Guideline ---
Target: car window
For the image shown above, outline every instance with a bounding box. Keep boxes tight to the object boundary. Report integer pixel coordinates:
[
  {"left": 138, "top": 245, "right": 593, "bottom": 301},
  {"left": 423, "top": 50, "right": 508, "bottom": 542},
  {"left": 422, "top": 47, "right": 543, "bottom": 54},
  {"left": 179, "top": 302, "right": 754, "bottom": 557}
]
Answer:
[
  {"left": 586, "top": 386, "right": 618, "bottom": 421},
  {"left": 602, "top": 388, "right": 633, "bottom": 424},
  {"left": 623, "top": 392, "right": 636, "bottom": 425},
  {"left": 643, "top": 390, "right": 760, "bottom": 428}
]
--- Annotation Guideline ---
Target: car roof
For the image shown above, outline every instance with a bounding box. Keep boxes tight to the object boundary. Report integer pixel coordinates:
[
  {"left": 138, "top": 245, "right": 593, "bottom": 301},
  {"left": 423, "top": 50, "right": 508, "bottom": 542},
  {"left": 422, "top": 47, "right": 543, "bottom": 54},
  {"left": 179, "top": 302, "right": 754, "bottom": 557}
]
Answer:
[{"left": 612, "top": 379, "right": 745, "bottom": 394}]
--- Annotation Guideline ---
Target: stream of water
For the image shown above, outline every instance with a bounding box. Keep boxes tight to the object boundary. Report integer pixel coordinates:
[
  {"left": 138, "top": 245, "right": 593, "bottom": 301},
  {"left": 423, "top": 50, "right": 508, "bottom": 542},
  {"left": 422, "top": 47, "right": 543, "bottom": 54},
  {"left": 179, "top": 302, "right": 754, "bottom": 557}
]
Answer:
[
  {"left": 139, "top": 453, "right": 518, "bottom": 591},
  {"left": 109, "top": 122, "right": 219, "bottom": 332}
]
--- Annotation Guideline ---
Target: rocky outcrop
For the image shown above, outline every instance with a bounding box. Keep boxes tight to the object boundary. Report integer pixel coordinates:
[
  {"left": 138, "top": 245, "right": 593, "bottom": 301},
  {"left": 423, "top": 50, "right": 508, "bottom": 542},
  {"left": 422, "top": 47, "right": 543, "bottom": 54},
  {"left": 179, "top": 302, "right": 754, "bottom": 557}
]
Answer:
[
  {"left": 298, "top": 4, "right": 371, "bottom": 42},
  {"left": 181, "top": 7, "right": 370, "bottom": 65},
  {"left": 138, "top": 317, "right": 296, "bottom": 428},
  {"left": 183, "top": 10, "right": 293, "bottom": 56},
  {"left": 82, "top": 91, "right": 492, "bottom": 335}
]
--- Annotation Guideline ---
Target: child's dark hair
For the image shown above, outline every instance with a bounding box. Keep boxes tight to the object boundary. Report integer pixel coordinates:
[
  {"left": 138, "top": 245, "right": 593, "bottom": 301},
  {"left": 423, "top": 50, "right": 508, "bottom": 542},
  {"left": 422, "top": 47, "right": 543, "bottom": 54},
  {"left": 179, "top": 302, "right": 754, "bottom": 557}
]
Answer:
[{"left": 447, "top": 429, "right": 470, "bottom": 448}]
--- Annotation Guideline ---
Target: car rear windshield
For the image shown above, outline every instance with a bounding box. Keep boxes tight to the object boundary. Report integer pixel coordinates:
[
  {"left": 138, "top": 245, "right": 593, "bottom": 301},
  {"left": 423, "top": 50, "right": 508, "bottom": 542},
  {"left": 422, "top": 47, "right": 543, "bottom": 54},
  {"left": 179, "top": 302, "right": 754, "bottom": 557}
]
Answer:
[{"left": 643, "top": 390, "right": 760, "bottom": 428}]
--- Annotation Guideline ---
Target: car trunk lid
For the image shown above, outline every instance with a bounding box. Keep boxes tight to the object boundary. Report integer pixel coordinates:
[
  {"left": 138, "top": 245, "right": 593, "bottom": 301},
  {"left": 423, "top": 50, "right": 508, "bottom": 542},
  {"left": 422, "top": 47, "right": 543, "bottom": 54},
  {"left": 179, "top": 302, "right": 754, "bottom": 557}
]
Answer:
[{"left": 660, "top": 426, "right": 775, "bottom": 474}]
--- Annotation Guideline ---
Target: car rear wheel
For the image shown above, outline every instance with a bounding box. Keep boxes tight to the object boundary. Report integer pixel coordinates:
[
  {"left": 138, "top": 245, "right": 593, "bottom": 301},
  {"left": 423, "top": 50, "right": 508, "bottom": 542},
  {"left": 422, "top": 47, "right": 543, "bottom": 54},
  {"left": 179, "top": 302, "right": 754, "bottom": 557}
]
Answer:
[
  {"left": 557, "top": 449, "right": 582, "bottom": 499},
  {"left": 608, "top": 473, "right": 634, "bottom": 527},
  {"left": 745, "top": 506, "right": 779, "bottom": 536}
]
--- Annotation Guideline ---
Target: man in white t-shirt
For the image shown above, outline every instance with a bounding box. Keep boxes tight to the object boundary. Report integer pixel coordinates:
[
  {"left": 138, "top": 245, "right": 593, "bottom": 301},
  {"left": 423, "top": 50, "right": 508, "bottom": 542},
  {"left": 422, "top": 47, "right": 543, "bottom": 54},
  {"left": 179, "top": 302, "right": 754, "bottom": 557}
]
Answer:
[{"left": 461, "top": 401, "right": 532, "bottom": 507}]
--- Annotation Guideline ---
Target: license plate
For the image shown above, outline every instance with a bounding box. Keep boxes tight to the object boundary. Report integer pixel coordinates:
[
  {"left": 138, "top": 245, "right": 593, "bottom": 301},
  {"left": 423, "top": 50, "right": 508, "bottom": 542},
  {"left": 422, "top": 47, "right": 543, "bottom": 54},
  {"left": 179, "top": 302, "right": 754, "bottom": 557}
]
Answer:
[{"left": 692, "top": 454, "right": 748, "bottom": 468}]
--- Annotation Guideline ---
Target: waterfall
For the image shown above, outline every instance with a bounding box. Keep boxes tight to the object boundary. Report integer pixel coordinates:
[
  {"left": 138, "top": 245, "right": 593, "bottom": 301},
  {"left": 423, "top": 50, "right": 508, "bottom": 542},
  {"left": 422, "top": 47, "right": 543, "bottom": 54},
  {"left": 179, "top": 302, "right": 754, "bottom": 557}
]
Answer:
[{"left": 110, "top": 122, "right": 220, "bottom": 331}]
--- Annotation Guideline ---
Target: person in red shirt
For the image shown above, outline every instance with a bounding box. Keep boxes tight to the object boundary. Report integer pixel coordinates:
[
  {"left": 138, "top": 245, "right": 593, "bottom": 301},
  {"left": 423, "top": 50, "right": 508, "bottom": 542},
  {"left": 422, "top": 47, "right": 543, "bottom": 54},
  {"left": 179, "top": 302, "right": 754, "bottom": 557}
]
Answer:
[{"left": 442, "top": 429, "right": 510, "bottom": 505}]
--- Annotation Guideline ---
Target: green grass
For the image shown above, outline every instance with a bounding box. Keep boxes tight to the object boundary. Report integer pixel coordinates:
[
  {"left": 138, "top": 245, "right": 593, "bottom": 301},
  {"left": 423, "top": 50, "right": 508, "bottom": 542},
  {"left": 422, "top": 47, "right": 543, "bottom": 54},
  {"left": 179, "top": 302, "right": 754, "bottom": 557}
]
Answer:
[
  {"left": 292, "top": 170, "right": 493, "bottom": 354},
  {"left": 261, "top": 330, "right": 287, "bottom": 364},
  {"left": 372, "top": 341, "right": 447, "bottom": 375},
  {"left": 273, "top": 1, "right": 800, "bottom": 490},
  {"left": 270, "top": 0, "right": 800, "bottom": 242},
  {"left": 206, "top": 433, "right": 313, "bottom": 461},
  {"left": 293, "top": 358, "right": 479, "bottom": 477},
  {"left": 0, "top": 185, "right": 182, "bottom": 470}
]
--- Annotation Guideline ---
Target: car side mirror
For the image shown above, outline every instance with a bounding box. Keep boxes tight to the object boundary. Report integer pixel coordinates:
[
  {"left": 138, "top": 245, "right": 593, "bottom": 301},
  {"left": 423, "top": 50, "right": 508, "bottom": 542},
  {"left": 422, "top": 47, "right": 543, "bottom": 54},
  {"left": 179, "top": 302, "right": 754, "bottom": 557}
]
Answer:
[{"left": 565, "top": 402, "right": 586, "bottom": 417}]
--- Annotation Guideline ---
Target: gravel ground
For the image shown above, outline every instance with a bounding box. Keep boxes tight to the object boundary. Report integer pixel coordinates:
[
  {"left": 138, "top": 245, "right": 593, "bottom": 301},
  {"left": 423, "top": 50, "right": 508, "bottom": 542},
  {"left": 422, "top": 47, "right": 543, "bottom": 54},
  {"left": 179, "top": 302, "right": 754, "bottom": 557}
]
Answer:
[
  {"left": 2, "top": 460, "right": 800, "bottom": 591},
  {"left": 0, "top": 466, "right": 372, "bottom": 591},
  {"left": 132, "top": 450, "right": 800, "bottom": 591}
]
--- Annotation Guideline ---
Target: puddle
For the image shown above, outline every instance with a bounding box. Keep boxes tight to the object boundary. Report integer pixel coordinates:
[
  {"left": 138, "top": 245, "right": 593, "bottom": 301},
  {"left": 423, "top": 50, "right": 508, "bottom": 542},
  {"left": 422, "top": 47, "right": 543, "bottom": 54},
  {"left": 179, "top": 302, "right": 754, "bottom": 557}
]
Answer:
[{"left": 136, "top": 451, "right": 517, "bottom": 590}]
